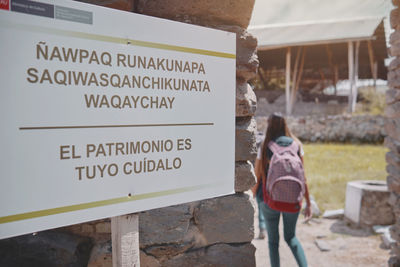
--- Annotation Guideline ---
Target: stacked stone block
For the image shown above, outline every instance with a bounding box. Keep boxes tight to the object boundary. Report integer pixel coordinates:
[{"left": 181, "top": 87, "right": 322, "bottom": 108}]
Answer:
[
  {"left": 135, "top": 1, "right": 259, "bottom": 266},
  {"left": 386, "top": 1, "right": 400, "bottom": 266}
]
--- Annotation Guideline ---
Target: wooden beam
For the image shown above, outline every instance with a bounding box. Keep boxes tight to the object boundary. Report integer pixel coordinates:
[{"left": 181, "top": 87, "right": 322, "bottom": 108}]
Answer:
[
  {"left": 285, "top": 47, "right": 291, "bottom": 115},
  {"left": 112, "top": 214, "right": 140, "bottom": 267}
]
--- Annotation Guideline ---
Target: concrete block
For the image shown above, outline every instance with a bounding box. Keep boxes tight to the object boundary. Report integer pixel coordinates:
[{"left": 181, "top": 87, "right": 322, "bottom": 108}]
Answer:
[{"left": 344, "top": 180, "right": 395, "bottom": 226}]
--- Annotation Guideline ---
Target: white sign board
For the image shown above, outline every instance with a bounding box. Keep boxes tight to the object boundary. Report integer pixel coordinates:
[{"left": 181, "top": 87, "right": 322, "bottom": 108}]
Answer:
[{"left": 0, "top": 0, "right": 235, "bottom": 239}]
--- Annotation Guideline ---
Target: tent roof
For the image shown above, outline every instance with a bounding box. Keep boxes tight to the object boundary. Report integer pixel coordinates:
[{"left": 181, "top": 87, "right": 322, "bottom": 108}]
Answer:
[
  {"left": 247, "top": 0, "right": 392, "bottom": 80},
  {"left": 248, "top": 0, "right": 392, "bottom": 50},
  {"left": 249, "top": 17, "right": 383, "bottom": 50}
]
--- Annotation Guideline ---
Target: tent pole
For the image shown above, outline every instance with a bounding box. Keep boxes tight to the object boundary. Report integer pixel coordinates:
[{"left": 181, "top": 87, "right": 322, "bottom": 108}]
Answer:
[
  {"left": 348, "top": 41, "right": 354, "bottom": 113},
  {"left": 352, "top": 41, "right": 360, "bottom": 113},
  {"left": 367, "top": 40, "right": 377, "bottom": 90},
  {"left": 334, "top": 65, "right": 339, "bottom": 95},
  {"left": 291, "top": 47, "right": 306, "bottom": 113},
  {"left": 289, "top": 47, "right": 301, "bottom": 114},
  {"left": 285, "top": 47, "right": 291, "bottom": 115},
  {"left": 373, "top": 62, "right": 378, "bottom": 88}
]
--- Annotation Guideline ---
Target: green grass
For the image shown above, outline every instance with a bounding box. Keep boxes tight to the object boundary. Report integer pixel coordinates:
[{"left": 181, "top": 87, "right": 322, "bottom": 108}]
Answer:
[{"left": 303, "top": 144, "right": 388, "bottom": 212}]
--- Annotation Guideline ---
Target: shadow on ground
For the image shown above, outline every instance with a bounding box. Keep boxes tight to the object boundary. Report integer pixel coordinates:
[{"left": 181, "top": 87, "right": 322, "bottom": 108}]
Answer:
[{"left": 329, "top": 220, "right": 374, "bottom": 237}]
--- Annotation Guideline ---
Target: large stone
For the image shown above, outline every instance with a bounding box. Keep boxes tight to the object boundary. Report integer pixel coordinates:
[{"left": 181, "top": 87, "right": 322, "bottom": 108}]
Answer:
[
  {"left": 387, "top": 89, "right": 400, "bottom": 105},
  {"left": 143, "top": 242, "right": 194, "bottom": 259},
  {"left": 389, "top": 68, "right": 400, "bottom": 88},
  {"left": 385, "top": 118, "right": 400, "bottom": 141},
  {"left": 389, "top": 256, "right": 400, "bottom": 267},
  {"left": 387, "top": 151, "right": 400, "bottom": 168},
  {"left": 391, "top": 30, "right": 400, "bottom": 46},
  {"left": 59, "top": 219, "right": 112, "bottom": 240},
  {"left": 388, "top": 191, "right": 400, "bottom": 208},
  {"left": 392, "top": 242, "right": 400, "bottom": 257},
  {"left": 389, "top": 79, "right": 400, "bottom": 90},
  {"left": 78, "top": 0, "right": 134, "bottom": 11},
  {"left": 139, "top": 203, "right": 194, "bottom": 247},
  {"left": 235, "top": 28, "right": 258, "bottom": 82},
  {"left": 391, "top": 8, "right": 399, "bottom": 29},
  {"left": 216, "top": 25, "right": 258, "bottom": 82},
  {"left": 388, "top": 175, "right": 400, "bottom": 193},
  {"left": 87, "top": 241, "right": 112, "bottom": 267},
  {"left": 389, "top": 192, "right": 400, "bottom": 217},
  {"left": 314, "top": 239, "right": 331, "bottom": 252},
  {"left": 137, "top": 0, "right": 255, "bottom": 28},
  {"left": 163, "top": 243, "right": 256, "bottom": 267},
  {"left": 140, "top": 250, "right": 161, "bottom": 267},
  {"left": 0, "top": 231, "right": 93, "bottom": 267},
  {"left": 391, "top": 43, "right": 400, "bottom": 58},
  {"left": 386, "top": 175, "right": 400, "bottom": 194},
  {"left": 193, "top": 193, "right": 254, "bottom": 245},
  {"left": 391, "top": 223, "right": 400, "bottom": 242},
  {"left": 236, "top": 82, "right": 257, "bottom": 117},
  {"left": 386, "top": 102, "right": 400, "bottom": 119},
  {"left": 386, "top": 136, "right": 400, "bottom": 155},
  {"left": 95, "top": 221, "right": 111, "bottom": 234},
  {"left": 235, "top": 161, "right": 257, "bottom": 192},
  {"left": 389, "top": 57, "right": 400, "bottom": 71},
  {"left": 236, "top": 117, "right": 257, "bottom": 161},
  {"left": 322, "top": 209, "right": 344, "bottom": 219}
]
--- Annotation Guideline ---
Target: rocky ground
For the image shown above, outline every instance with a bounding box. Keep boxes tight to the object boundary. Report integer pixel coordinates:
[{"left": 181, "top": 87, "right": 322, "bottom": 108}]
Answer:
[{"left": 253, "top": 205, "right": 390, "bottom": 267}]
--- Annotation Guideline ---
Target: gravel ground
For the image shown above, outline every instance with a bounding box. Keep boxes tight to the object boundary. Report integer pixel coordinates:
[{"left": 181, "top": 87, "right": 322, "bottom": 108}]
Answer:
[{"left": 252, "top": 203, "right": 390, "bottom": 267}]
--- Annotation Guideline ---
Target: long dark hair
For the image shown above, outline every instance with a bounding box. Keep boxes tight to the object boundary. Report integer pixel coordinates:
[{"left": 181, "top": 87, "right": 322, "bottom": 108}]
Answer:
[{"left": 260, "top": 113, "right": 295, "bottom": 176}]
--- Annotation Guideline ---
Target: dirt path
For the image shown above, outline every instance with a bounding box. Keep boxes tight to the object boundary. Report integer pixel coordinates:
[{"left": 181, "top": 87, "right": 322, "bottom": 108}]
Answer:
[{"left": 253, "top": 207, "right": 390, "bottom": 267}]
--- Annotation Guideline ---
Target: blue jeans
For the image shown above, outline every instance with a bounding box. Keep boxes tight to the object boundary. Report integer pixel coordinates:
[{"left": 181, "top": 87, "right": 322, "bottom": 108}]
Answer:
[
  {"left": 256, "top": 189, "right": 267, "bottom": 231},
  {"left": 260, "top": 202, "right": 308, "bottom": 267}
]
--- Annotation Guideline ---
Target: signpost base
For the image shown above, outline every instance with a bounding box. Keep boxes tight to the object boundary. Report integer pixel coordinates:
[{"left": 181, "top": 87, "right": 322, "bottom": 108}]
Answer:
[{"left": 111, "top": 214, "right": 140, "bottom": 267}]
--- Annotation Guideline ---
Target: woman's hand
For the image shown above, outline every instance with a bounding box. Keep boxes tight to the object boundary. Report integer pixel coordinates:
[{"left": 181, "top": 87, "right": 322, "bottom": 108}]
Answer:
[
  {"left": 304, "top": 203, "right": 312, "bottom": 221},
  {"left": 252, "top": 159, "right": 262, "bottom": 198}
]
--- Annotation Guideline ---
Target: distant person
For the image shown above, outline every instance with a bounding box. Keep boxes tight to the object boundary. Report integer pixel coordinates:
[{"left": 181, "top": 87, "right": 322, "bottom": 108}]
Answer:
[{"left": 252, "top": 112, "right": 311, "bottom": 267}]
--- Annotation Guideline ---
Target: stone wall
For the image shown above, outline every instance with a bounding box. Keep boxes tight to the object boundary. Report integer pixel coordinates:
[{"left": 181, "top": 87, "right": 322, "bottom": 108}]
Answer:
[
  {"left": 386, "top": 1, "right": 400, "bottom": 266},
  {"left": 256, "top": 114, "right": 386, "bottom": 143},
  {"left": 256, "top": 94, "right": 348, "bottom": 117},
  {"left": 136, "top": 1, "right": 259, "bottom": 265},
  {"left": 0, "top": 0, "right": 259, "bottom": 266}
]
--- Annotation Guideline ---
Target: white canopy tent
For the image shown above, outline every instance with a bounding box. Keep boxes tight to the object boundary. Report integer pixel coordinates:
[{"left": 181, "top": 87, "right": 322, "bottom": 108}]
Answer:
[{"left": 248, "top": 0, "right": 392, "bottom": 114}]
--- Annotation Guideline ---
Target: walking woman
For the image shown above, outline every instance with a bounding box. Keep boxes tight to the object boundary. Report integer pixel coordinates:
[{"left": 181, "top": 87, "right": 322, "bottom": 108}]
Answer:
[{"left": 252, "top": 113, "right": 312, "bottom": 267}]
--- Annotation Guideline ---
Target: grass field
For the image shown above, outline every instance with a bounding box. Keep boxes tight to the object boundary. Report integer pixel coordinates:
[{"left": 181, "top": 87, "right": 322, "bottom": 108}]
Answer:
[{"left": 303, "top": 144, "right": 388, "bottom": 212}]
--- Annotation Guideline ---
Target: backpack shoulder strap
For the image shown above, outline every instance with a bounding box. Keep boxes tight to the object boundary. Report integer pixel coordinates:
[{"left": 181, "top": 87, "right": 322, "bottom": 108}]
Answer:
[
  {"left": 268, "top": 141, "right": 281, "bottom": 154},
  {"left": 288, "top": 140, "right": 300, "bottom": 155}
]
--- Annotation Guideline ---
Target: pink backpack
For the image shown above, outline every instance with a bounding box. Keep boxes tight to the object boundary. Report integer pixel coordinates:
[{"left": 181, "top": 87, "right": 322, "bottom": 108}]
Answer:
[{"left": 265, "top": 141, "right": 305, "bottom": 209}]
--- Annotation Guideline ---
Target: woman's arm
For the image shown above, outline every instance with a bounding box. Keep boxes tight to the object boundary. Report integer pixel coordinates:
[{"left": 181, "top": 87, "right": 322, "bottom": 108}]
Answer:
[{"left": 301, "top": 156, "right": 312, "bottom": 219}]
